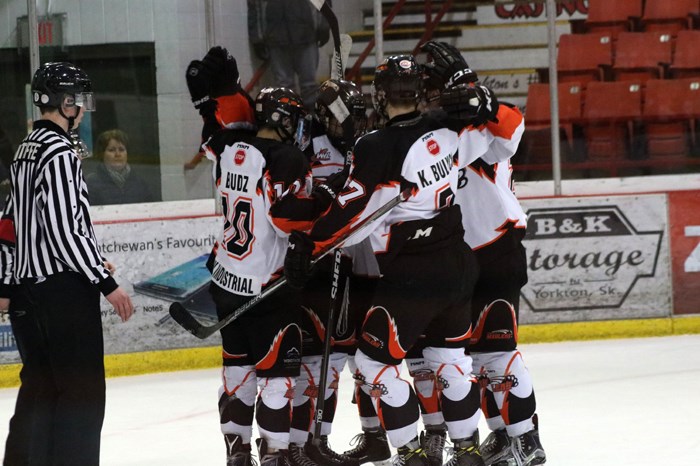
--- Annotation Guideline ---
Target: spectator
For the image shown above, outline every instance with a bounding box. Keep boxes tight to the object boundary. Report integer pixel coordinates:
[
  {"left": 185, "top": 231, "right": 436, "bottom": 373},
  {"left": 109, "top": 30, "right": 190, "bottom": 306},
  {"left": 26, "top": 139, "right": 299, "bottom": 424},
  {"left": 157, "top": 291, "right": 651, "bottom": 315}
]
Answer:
[
  {"left": 248, "top": 0, "right": 330, "bottom": 107},
  {"left": 86, "top": 129, "right": 155, "bottom": 205}
]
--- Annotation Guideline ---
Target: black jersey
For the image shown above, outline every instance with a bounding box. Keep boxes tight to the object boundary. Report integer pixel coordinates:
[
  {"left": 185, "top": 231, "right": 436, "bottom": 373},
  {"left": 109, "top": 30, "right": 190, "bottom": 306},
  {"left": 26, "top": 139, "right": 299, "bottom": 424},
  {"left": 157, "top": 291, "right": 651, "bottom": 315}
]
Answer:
[{"left": 308, "top": 111, "right": 466, "bottom": 268}]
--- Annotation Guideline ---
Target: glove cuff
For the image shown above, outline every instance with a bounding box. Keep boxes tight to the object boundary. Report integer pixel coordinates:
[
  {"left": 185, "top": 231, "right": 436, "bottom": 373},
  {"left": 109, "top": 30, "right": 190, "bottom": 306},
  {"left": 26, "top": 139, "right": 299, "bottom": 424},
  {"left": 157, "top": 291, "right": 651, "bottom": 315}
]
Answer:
[
  {"left": 193, "top": 95, "right": 211, "bottom": 108},
  {"left": 446, "top": 68, "right": 478, "bottom": 88}
]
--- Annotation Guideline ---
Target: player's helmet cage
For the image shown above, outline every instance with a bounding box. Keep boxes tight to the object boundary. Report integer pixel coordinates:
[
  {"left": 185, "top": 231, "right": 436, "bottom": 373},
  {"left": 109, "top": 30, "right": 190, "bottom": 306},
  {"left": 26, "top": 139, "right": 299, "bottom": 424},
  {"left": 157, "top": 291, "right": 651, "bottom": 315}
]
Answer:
[
  {"left": 255, "top": 87, "right": 307, "bottom": 144},
  {"left": 315, "top": 79, "right": 368, "bottom": 150},
  {"left": 371, "top": 55, "right": 423, "bottom": 119},
  {"left": 31, "top": 62, "right": 95, "bottom": 111}
]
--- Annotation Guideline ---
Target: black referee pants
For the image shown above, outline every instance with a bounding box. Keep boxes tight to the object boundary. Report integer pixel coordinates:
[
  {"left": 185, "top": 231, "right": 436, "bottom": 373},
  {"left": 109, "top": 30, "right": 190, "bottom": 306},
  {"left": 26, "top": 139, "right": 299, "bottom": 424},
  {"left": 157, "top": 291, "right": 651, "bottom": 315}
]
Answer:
[{"left": 4, "top": 272, "right": 105, "bottom": 466}]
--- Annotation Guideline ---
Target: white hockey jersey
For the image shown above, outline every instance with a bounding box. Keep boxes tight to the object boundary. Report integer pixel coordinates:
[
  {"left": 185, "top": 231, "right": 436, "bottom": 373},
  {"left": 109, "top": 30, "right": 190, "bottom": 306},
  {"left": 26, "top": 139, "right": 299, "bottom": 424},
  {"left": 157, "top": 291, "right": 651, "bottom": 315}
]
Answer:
[
  {"left": 203, "top": 131, "right": 315, "bottom": 295},
  {"left": 454, "top": 105, "right": 528, "bottom": 256}
]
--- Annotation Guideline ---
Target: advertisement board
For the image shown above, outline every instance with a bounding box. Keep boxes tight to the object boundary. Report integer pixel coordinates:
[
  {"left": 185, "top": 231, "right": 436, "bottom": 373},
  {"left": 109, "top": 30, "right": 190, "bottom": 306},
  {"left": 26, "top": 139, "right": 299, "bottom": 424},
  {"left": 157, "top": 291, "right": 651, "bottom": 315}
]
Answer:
[
  {"left": 0, "top": 216, "right": 223, "bottom": 365},
  {"left": 668, "top": 191, "right": 700, "bottom": 315},
  {"left": 519, "top": 194, "right": 671, "bottom": 324}
]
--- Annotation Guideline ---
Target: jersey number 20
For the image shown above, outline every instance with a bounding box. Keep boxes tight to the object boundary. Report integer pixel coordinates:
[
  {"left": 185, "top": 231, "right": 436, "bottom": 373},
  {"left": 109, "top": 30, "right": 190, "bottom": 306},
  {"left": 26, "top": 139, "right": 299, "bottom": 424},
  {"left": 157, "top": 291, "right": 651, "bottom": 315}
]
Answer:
[{"left": 221, "top": 194, "right": 254, "bottom": 259}]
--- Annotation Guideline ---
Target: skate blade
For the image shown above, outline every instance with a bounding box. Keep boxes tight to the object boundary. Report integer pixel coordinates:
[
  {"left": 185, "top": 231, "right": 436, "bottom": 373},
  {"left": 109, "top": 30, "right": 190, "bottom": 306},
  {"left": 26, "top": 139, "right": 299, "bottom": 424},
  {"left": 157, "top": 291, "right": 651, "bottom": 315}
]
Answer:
[{"left": 371, "top": 460, "right": 393, "bottom": 466}]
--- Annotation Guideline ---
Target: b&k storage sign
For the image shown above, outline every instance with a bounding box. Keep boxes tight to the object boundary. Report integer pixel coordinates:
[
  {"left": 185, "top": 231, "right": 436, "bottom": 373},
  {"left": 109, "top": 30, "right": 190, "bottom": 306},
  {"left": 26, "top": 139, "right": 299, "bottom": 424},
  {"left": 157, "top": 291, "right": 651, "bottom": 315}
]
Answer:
[{"left": 519, "top": 194, "right": 671, "bottom": 324}]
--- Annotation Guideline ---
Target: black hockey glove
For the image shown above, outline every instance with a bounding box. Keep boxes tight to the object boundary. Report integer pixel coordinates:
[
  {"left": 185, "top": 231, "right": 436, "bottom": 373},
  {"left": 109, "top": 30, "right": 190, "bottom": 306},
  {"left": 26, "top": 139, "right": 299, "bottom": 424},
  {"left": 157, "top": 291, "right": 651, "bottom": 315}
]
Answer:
[
  {"left": 202, "top": 46, "right": 241, "bottom": 96},
  {"left": 440, "top": 84, "right": 499, "bottom": 126},
  {"left": 186, "top": 59, "right": 216, "bottom": 114},
  {"left": 284, "top": 231, "right": 315, "bottom": 290},
  {"left": 311, "top": 168, "right": 348, "bottom": 212},
  {"left": 420, "top": 41, "right": 478, "bottom": 90}
]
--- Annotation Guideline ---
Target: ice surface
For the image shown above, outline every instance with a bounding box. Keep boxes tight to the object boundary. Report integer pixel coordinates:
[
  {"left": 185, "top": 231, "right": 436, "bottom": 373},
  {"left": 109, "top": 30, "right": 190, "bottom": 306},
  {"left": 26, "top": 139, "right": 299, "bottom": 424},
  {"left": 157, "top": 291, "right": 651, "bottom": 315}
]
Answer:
[{"left": 1, "top": 335, "right": 699, "bottom": 465}]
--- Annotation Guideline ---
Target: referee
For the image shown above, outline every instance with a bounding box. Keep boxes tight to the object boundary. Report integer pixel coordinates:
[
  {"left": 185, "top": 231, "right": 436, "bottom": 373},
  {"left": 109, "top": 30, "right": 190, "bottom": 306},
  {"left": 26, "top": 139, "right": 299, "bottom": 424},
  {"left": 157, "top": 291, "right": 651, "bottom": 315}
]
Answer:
[{"left": 0, "top": 62, "right": 134, "bottom": 465}]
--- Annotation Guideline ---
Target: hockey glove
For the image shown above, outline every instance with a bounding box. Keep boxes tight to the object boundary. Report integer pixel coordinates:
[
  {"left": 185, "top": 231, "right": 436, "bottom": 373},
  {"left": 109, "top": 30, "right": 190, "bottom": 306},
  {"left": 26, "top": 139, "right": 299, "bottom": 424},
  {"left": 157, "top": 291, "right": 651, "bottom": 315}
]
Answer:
[
  {"left": 440, "top": 84, "right": 499, "bottom": 126},
  {"left": 202, "top": 46, "right": 241, "bottom": 96},
  {"left": 311, "top": 168, "right": 348, "bottom": 212},
  {"left": 284, "top": 231, "right": 315, "bottom": 290},
  {"left": 420, "top": 41, "right": 478, "bottom": 90},
  {"left": 186, "top": 59, "right": 216, "bottom": 114}
]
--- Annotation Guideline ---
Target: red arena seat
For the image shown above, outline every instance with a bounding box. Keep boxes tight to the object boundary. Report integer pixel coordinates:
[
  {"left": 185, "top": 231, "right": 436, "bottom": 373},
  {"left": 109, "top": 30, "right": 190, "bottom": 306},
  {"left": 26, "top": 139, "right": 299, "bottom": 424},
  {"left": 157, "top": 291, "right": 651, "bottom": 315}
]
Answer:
[
  {"left": 558, "top": 33, "right": 613, "bottom": 85},
  {"left": 585, "top": 0, "right": 643, "bottom": 38},
  {"left": 612, "top": 32, "right": 673, "bottom": 83},
  {"left": 581, "top": 81, "right": 643, "bottom": 160}
]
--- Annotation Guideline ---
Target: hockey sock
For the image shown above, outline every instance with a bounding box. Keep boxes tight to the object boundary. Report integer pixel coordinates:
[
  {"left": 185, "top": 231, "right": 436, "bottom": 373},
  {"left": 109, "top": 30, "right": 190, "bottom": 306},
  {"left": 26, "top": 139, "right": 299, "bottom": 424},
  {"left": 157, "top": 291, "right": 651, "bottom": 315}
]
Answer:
[
  {"left": 318, "top": 352, "right": 347, "bottom": 436},
  {"left": 423, "top": 347, "right": 481, "bottom": 441},
  {"left": 355, "top": 350, "right": 420, "bottom": 448},
  {"left": 473, "top": 351, "right": 536, "bottom": 437},
  {"left": 219, "top": 365, "right": 257, "bottom": 443},
  {"left": 406, "top": 357, "right": 445, "bottom": 427},
  {"left": 290, "top": 356, "right": 320, "bottom": 444},
  {"left": 348, "top": 354, "right": 382, "bottom": 430},
  {"left": 256, "top": 376, "right": 295, "bottom": 450}
]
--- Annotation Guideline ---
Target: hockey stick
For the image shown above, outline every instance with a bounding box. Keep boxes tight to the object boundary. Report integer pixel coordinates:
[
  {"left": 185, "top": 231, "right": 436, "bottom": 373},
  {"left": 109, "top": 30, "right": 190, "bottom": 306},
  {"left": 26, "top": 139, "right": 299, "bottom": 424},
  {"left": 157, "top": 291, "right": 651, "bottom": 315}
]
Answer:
[
  {"left": 310, "top": 0, "right": 352, "bottom": 80},
  {"left": 311, "top": 249, "right": 342, "bottom": 444},
  {"left": 169, "top": 188, "right": 412, "bottom": 339}
]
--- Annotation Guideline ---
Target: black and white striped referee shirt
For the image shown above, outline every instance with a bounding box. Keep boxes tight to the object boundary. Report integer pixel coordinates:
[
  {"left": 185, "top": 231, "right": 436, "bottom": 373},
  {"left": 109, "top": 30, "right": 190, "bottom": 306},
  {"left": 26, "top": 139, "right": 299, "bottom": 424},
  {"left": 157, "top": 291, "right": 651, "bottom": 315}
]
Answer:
[{"left": 0, "top": 119, "right": 117, "bottom": 297}]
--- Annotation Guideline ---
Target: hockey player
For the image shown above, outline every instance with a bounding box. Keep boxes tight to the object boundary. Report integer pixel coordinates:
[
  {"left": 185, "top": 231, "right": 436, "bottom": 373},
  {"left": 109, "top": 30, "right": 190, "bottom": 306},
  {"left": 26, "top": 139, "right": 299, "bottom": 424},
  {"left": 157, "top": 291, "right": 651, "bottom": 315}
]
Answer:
[
  {"left": 288, "top": 78, "right": 370, "bottom": 466},
  {"left": 283, "top": 54, "right": 505, "bottom": 466},
  {"left": 202, "top": 86, "right": 336, "bottom": 466},
  {"left": 185, "top": 46, "right": 256, "bottom": 169},
  {"left": 420, "top": 40, "right": 547, "bottom": 466}
]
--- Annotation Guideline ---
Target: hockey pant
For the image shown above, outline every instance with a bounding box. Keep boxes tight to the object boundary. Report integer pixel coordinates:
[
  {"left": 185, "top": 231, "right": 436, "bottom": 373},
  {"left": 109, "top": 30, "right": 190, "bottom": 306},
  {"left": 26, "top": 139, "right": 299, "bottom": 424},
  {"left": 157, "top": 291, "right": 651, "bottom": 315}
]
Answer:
[
  {"left": 355, "top": 347, "right": 480, "bottom": 447},
  {"left": 471, "top": 350, "right": 536, "bottom": 437},
  {"left": 290, "top": 353, "right": 347, "bottom": 444}
]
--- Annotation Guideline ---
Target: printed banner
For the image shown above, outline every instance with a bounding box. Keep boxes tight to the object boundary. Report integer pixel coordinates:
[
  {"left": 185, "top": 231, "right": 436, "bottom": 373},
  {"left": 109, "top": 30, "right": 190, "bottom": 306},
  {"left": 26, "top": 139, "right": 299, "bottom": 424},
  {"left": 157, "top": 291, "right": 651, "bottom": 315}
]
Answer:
[
  {"left": 668, "top": 191, "right": 700, "bottom": 315},
  {"left": 519, "top": 194, "right": 671, "bottom": 324},
  {"left": 0, "top": 216, "right": 223, "bottom": 364},
  {"left": 477, "top": 1, "right": 587, "bottom": 25}
]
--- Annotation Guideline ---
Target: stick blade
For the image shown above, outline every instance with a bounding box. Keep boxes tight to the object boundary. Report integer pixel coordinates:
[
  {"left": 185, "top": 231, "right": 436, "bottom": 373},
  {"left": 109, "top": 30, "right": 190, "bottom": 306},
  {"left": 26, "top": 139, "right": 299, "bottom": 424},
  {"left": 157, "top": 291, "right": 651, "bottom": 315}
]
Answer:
[{"left": 169, "top": 302, "right": 211, "bottom": 339}]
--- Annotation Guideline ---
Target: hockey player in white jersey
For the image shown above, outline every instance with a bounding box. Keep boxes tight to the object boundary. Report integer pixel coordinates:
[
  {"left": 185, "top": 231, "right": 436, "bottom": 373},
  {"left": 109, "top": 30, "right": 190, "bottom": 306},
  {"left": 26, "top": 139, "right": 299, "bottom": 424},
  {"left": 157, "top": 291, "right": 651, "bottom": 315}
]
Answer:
[
  {"left": 419, "top": 40, "right": 547, "bottom": 466},
  {"left": 202, "top": 86, "right": 337, "bottom": 466}
]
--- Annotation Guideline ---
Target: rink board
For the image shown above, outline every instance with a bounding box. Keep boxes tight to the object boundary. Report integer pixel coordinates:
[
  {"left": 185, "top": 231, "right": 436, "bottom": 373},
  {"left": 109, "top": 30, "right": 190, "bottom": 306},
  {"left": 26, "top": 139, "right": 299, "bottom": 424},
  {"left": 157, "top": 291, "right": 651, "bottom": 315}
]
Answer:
[{"left": 0, "top": 190, "right": 698, "bottom": 381}]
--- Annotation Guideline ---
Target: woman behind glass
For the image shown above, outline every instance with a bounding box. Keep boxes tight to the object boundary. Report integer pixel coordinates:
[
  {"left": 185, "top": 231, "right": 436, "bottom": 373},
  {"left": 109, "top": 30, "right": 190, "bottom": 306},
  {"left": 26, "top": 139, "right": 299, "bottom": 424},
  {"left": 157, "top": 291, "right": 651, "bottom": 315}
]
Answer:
[{"left": 86, "top": 129, "right": 154, "bottom": 205}]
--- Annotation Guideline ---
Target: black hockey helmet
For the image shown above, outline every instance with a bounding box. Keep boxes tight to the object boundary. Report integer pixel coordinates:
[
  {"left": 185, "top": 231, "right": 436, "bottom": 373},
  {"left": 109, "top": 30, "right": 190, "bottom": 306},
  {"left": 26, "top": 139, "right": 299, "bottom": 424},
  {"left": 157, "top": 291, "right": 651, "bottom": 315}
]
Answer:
[
  {"left": 254, "top": 87, "right": 307, "bottom": 144},
  {"left": 31, "top": 62, "right": 95, "bottom": 111},
  {"left": 315, "top": 79, "right": 368, "bottom": 152},
  {"left": 371, "top": 54, "right": 423, "bottom": 118}
]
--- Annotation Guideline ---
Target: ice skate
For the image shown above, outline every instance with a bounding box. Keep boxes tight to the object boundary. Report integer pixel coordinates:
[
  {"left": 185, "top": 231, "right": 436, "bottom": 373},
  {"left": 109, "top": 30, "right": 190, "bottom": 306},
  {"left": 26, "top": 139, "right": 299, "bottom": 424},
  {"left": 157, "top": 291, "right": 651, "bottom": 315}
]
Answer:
[
  {"left": 393, "top": 438, "right": 430, "bottom": 466},
  {"left": 479, "top": 429, "right": 511, "bottom": 466},
  {"left": 224, "top": 434, "right": 254, "bottom": 466},
  {"left": 343, "top": 429, "right": 392, "bottom": 465},
  {"left": 257, "top": 438, "right": 291, "bottom": 466},
  {"left": 496, "top": 428, "right": 545, "bottom": 466},
  {"left": 419, "top": 425, "right": 446, "bottom": 466},
  {"left": 305, "top": 434, "right": 359, "bottom": 466},
  {"left": 288, "top": 442, "right": 320, "bottom": 466},
  {"left": 444, "top": 434, "right": 485, "bottom": 466}
]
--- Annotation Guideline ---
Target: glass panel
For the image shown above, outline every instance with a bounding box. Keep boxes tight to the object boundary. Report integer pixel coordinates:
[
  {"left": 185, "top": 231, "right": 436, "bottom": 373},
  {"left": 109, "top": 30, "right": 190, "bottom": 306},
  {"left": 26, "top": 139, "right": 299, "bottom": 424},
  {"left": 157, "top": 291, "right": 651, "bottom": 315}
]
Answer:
[{"left": 2, "top": 0, "right": 698, "bottom": 210}]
